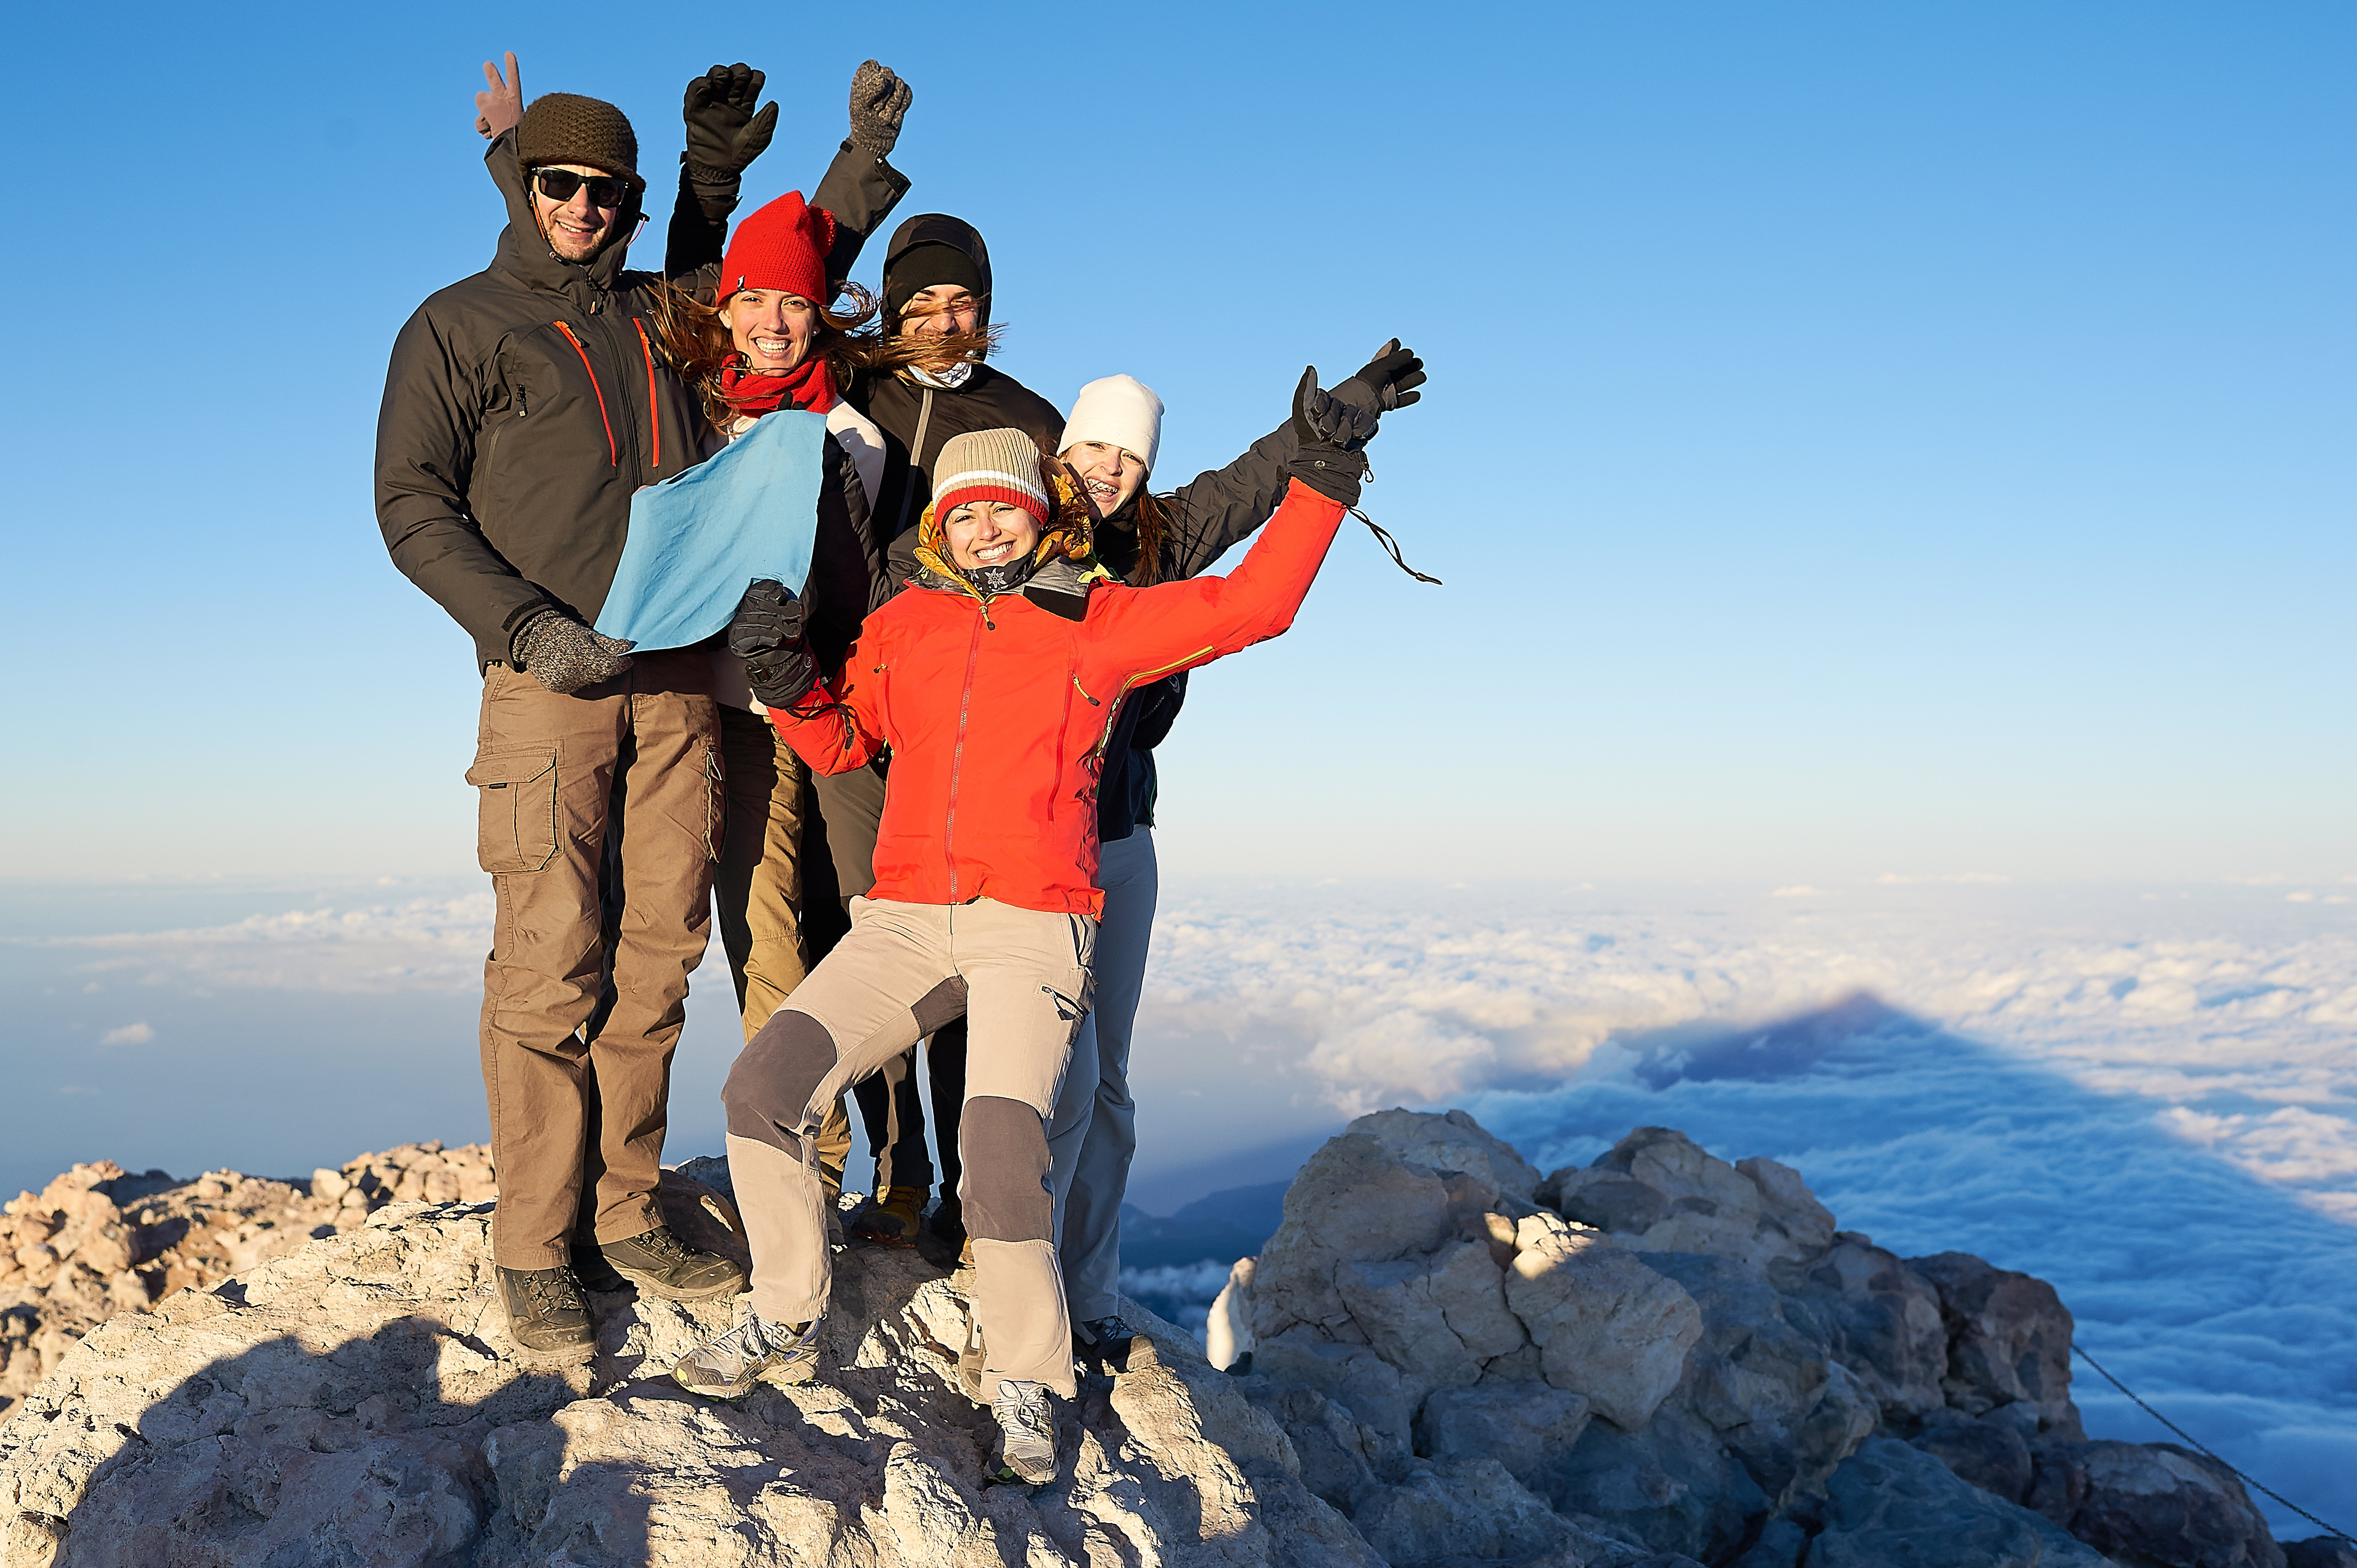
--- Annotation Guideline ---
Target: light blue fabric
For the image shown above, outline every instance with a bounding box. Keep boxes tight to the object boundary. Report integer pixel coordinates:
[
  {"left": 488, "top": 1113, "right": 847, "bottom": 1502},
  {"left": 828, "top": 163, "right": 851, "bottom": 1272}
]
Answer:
[{"left": 594, "top": 409, "right": 826, "bottom": 651}]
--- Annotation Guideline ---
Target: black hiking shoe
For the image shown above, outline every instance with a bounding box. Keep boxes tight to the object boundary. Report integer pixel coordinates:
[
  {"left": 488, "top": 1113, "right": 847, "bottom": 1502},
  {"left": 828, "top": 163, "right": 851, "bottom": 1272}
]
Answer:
[
  {"left": 498, "top": 1266, "right": 596, "bottom": 1367},
  {"left": 599, "top": 1225, "right": 745, "bottom": 1302},
  {"left": 569, "top": 1242, "right": 628, "bottom": 1294},
  {"left": 1073, "top": 1313, "right": 1138, "bottom": 1377}
]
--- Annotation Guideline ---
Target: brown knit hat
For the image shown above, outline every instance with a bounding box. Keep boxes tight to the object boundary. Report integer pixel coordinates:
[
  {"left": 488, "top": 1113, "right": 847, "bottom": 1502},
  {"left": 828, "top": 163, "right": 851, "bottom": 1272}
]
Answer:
[{"left": 516, "top": 93, "right": 641, "bottom": 189}]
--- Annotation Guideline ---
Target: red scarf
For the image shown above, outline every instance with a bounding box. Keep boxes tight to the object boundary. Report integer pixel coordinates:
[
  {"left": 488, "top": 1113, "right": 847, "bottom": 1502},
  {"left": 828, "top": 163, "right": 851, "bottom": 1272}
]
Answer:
[{"left": 720, "top": 355, "right": 837, "bottom": 418}]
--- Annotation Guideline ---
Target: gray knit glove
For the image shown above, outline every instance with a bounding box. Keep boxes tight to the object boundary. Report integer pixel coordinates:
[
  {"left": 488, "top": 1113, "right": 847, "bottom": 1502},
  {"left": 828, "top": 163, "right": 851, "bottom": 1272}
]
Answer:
[
  {"left": 512, "top": 609, "right": 635, "bottom": 695},
  {"left": 847, "top": 60, "right": 912, "bottom": 157}
]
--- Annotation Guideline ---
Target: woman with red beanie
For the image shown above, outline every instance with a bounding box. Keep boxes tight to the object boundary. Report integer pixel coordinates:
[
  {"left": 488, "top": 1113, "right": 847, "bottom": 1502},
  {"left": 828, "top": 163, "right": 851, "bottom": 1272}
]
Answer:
[{"left": 645, "top": 185, "right": 986, "bottom": 1208}]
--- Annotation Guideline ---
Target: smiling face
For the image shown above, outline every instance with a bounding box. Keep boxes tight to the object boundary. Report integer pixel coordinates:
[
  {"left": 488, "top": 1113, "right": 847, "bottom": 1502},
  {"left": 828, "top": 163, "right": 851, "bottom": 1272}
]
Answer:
[
  {"left": 945, "top": 500, "right": 1042, "bottom": 573},
  {"left": 530, "top": 162, "right": 626, "bottom": 262},
  {"left": 1059, "top": 441, "right": 1147, "bottom": 521},
  {"left": 725, "top": 288, "right": 819, "bottom": 374},
  {"left": 899, "top": 284, "right": 979, "bottom": 339}
]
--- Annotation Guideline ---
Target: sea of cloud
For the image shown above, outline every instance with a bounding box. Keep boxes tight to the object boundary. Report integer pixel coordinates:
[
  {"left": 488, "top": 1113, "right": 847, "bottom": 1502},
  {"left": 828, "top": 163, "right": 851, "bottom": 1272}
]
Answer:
[
  {"left": 1137, "top": 877, "right": 2357, "bottom": 1539},
  {"left": 10, "top": 875, "right": 2353, "bottom": 1536}
]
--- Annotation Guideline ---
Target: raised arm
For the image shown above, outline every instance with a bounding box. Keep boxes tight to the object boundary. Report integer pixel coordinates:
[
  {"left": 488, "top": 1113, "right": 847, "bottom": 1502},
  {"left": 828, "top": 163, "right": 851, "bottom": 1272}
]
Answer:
[
  {"left": 1158, "top": 339, "right": 1427, "bottom": 579},
  {"left": 1086, "top": 372, "right": 1374, "bottom": 680},
  {"left": 810, "top": 61, "right": 915, "bottom": 300},
  {"left": 665, "top": 63, "right": 777, "bottom": 291}
]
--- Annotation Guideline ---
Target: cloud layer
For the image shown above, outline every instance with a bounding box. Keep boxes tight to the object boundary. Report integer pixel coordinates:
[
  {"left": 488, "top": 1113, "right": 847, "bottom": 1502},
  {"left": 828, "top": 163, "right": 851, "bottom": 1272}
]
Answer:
[{"left": 1137, "top": 879, "right": 2357, "bottom": 1539}]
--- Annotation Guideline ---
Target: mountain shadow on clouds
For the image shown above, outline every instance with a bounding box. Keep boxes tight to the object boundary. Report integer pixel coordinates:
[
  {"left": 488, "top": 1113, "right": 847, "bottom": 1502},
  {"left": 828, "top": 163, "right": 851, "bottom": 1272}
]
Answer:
[{"left": 1625, "top": 988, "right": 1922, "bottom": 1090}]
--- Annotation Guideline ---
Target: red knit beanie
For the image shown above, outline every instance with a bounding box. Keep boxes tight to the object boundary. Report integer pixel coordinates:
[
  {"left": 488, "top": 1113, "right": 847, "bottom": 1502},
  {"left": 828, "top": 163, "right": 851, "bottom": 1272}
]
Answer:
[{"left": 716, "top": 191, "right": 837, "bottom": 306}]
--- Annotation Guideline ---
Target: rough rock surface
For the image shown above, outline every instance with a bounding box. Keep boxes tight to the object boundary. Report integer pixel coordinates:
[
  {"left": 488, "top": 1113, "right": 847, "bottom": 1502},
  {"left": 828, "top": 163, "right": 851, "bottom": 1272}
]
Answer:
[
  {"left": 2, "top": 1112, "right": 2316, "bottom": 1568},
  {"left": 0, "top": 1166, "right": 1376, "bottom": 1568},
  {"left": 0, "top": 1142, "right": 494, "bottom": 1420},
  {"left": 1223, "top": 1112, "right": 2297, "bottom": 1568}
]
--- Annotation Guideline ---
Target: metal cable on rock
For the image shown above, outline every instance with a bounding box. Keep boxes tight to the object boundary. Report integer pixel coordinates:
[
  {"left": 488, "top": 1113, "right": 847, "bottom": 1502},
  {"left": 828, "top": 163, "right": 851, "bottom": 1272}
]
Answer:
[{"left": 2071, "top": 1344, "right": 2353, "bottom": 1543}]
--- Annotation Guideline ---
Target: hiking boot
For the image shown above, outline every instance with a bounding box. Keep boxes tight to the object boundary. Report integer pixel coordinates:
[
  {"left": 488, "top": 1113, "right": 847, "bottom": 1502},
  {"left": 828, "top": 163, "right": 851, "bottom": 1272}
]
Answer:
[
  {"left": 1073, "top": 1313, "right": 1138, "bottom": 1376},
  {"left": 598, "top": 1225, "right": 744, "bottom": 1301},
  {"left": 569, "top": 1242, "right": 627, "bottom": 1294},
  {"left": 672, "top": 1313, "right": 821, "bottom": 1397},
  {"left": 986, "top": 1378, "right": 1058, "bottom": 1487},
  {"left": 849, "top": 1186, "right": 925, "bottom": 1246},
  {"left": 498, "top": 1266, "right": 595, "bottom": 1367}
]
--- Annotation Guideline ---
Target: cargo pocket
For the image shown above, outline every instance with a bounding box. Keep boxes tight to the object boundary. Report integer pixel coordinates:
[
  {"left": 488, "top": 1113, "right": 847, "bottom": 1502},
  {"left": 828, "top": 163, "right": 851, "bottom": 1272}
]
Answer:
[
  {"left": 702, "top": 741, "right": 725, "bottom": 863},
  {"left": 466, "top": 745, "right": 558, "bottom": 873},
  {"left": 1042, "top": 965, "right": 1096, "bottom": 1031}
]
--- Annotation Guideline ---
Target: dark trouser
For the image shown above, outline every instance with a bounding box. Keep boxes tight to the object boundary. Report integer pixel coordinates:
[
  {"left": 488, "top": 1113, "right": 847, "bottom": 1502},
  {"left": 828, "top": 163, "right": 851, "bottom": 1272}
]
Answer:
[
  {"left": 469, "top": 649, "right": 720, "bottom": 1270},
  {"left": 809, "top": 759, "right": 967, "bottom": 1202},
  {"left": 712, "top": 704, "right": 851, "bottom": 1191}
]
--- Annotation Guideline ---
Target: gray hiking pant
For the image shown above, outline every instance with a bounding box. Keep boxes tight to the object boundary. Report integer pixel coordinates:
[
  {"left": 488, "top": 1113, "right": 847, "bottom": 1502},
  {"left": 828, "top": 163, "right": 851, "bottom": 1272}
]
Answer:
[
  {"left": 1047, "top": 827, "right": 1158, "bottom": 1323},
  {"left": 721, "top": 897, "right": 1096, "bottom": 1397}
]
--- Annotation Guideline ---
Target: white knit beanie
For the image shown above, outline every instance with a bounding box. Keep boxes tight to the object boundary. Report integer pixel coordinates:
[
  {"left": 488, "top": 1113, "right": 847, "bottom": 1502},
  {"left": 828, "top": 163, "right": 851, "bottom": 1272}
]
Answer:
[{"left": 1059, "top": 374, "right": 1164, "bottom": 473}]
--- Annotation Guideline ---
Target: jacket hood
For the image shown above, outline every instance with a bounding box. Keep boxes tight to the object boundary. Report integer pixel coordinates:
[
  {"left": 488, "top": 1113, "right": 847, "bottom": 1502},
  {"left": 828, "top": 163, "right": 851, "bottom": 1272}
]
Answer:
[
  {"left": 883, "top": 212, "right": 993, "bottom": 331},
  {"left": 485, "top": 130, "right": 641, "bottom": 303}
]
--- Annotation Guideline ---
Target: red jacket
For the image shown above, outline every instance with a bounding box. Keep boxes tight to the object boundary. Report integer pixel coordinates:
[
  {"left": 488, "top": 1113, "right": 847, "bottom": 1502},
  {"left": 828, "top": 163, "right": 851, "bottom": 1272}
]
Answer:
[{"left": 768, "top": 478, "right": 1346, "bottom": 915}]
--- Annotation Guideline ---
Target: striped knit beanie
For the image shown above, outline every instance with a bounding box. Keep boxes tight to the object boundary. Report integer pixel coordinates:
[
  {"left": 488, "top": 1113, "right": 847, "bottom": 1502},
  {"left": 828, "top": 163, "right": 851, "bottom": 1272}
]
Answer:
[{"left": 930, "top": 429, "right": 1050, "bottom": 527}]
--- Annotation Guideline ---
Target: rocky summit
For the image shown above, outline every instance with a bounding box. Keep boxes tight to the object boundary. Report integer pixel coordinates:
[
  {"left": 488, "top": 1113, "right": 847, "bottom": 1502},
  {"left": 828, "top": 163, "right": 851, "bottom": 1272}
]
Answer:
[{"left": 0, "top": 1114, "right": 2330, "bottom": 1567}]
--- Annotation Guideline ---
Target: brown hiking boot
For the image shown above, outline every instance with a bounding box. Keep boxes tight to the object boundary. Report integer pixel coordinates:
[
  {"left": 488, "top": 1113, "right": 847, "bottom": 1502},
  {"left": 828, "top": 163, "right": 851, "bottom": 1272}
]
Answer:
[
  {"left": 498, "top": 1265, "right": 596, "bottom": 1367},
  {"left": 850, "top": 1186, "right": 925, "bottom": 1247},
  {"left": 598, "top": 1225, "right": 744, "bottom": 1301}
]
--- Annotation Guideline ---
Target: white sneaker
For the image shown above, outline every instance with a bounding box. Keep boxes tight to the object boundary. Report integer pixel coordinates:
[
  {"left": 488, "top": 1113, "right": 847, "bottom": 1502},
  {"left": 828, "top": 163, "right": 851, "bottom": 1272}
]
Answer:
[{"left": 986, "top": 1378, "right": 1058, "bottom": 1486}]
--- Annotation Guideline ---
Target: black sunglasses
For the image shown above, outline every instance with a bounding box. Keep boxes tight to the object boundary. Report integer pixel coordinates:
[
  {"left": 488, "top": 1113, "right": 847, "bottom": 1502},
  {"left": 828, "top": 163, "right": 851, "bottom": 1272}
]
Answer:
[{"left": 531, "top": 167, "right": 630, "bottom": 208}]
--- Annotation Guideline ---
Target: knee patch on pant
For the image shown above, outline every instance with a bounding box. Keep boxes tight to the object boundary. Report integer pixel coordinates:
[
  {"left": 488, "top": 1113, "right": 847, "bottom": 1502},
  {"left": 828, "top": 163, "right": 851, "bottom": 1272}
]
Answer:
[
  {"left": 723, "top": 1008, "right": 838, "bottom": 1158},
  {"left": 959, "top": 1095, "right": 1052, "bottom": 1244}
]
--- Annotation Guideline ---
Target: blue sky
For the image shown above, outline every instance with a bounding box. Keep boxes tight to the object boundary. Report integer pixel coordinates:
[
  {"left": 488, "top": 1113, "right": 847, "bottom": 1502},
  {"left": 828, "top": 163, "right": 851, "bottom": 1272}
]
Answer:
[{"left": 0, "top": 1, "right": 2350, "bottom": 885}]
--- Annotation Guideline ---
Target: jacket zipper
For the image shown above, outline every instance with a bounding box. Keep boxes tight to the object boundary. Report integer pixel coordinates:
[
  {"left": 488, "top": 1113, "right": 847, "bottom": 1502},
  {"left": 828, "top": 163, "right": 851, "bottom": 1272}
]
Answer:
[
  {"left": 1090, "top": 650, "right": 1210, "bottom": 765},
  {"left": 943, "top": 611, "right": 986, "bottom": 901},
  {"left": 634, "top": 320, "right": 662, "bottom": 474},
  {"left": 551, "top": 322, "right": 617, "bottom": 466}
]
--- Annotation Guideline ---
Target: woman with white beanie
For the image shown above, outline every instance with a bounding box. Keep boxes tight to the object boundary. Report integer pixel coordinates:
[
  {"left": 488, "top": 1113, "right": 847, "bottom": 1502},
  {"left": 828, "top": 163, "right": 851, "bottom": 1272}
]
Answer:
[{"left": 1047, "top": 350, "right": 1428, "bottom": 1370}]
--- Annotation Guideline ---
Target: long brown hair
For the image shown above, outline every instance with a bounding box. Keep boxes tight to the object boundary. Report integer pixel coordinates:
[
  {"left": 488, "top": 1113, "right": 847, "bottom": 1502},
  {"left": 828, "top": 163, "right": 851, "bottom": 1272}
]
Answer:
[
  {"left": 1118, "top": 488, "right": 1173, "bottom": 587},
  {"left": 646, "top": 280, "right": 1000, "bottom": 431}
]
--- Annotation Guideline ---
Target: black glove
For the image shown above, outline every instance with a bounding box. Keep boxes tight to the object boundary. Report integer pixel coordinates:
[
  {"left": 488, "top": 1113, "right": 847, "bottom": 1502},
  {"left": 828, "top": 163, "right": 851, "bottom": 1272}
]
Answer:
[
  {"left": 1332, "top": 338, "right": 1427, "bottom": 421},
  {"left": 728, "top": 580, "right": 816, "bottom": 707},
  {"left": 512, "top": 609, "right": 635, "bottom": 695},
  {"left": 847, "top": 60, "right": 912, "bottom": 158},
  {"left": 683, "top": 63, "right": 778, "bottom": 186},
  {"left": 1287, "top": 366, "right": 1379, "bottom": 507}
]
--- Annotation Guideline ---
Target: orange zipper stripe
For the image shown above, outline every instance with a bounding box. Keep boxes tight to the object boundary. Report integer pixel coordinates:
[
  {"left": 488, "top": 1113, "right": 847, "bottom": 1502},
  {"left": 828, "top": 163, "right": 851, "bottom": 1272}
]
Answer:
[
  {"left": 634, "top": 320, "right": 661, "bottom": 473},
  {"left": 552, "top": 321, "right": 617, "bottom": 467}
]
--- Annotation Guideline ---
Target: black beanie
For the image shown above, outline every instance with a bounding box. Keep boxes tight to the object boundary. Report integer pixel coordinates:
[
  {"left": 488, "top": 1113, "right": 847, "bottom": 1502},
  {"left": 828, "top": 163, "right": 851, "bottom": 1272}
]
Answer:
[
  {"left": 516, "top": 93, "right": 642, "bottom": 189},
  {"left": 885, "top": 242, "right": 984, "bottom": 323}
]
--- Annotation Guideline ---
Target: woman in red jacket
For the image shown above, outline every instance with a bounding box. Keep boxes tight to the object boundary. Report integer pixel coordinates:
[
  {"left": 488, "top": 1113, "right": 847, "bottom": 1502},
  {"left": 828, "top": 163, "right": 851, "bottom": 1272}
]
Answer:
[{"left": 672, "top": 380, "right": 1375, "bottom": 1487}]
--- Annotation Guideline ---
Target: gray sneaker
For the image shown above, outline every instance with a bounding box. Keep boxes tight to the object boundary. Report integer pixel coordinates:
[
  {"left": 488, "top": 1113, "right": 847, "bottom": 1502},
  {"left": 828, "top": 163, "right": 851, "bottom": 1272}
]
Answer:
[
  {"left": 986, "top": 1378, "right": 1058, "bottom": 1487},
  {"left": 672, "top": 1313, "right": 820, "bottom": 1397}
]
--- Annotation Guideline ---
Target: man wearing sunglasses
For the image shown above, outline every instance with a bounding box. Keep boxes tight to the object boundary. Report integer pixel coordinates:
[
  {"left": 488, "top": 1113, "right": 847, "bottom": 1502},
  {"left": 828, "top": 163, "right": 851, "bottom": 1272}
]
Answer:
[{"left": 375, "top": 59, "right": 914, "bottom": 1368}]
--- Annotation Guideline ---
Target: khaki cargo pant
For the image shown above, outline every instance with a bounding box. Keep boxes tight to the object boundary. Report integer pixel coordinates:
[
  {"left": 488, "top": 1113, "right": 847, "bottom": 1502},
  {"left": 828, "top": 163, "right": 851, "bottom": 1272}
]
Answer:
[
  {"left": 712, "top": 705, "right": 851, "bottom": 1192},
  {"left": 471, "top": 649, "right": 720, "bottom": 1270},
  {"left": 721, "top": 897, "right": 1095, "bottom": 1397}
]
